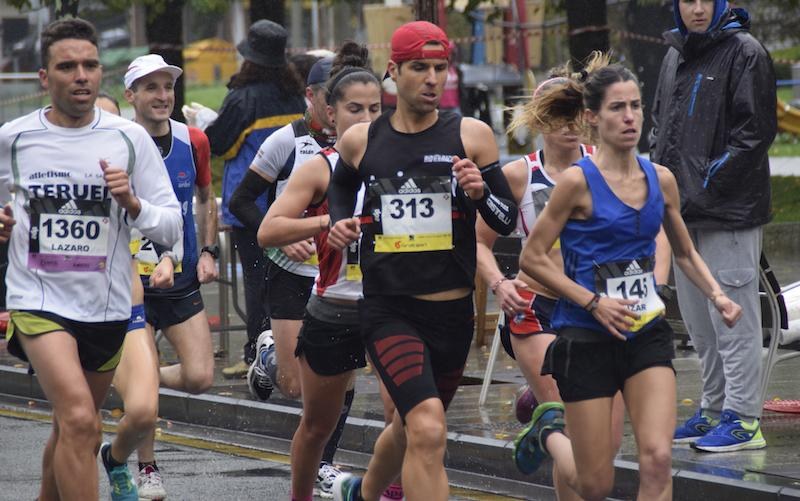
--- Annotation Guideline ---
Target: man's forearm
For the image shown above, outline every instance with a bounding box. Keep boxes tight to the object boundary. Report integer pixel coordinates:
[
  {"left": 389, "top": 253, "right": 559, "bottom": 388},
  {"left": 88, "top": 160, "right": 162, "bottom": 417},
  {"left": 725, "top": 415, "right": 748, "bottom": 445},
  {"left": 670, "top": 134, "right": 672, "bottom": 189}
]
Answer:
[{"left": 196, "top": 195, "right": 218, "bottom": 247}]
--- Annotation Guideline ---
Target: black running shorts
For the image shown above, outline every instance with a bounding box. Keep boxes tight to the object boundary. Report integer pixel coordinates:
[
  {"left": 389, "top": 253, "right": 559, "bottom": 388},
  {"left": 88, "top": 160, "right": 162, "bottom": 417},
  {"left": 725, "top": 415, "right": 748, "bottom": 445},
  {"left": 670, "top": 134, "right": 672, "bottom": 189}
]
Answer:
[
  {"left": 145, "top": 289, "right": 204, "bottom": 331},
  {"left": 265, "top": 261, "right": 314, "bottom": 320},
  {"left": 541, "top": 319, "right": 675, "bottom": 402},
  {"left": 7, "top": 310, "right": 127, "bottom": 372},
  {"left": 295, "top": 295, "right": 365, "bottom": 376}
]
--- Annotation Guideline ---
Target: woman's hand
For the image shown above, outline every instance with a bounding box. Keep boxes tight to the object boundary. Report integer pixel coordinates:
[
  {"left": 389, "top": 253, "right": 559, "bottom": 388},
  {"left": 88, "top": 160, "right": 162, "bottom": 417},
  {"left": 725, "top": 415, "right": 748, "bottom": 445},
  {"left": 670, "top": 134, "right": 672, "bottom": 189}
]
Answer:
[{"left": 590, "top": 297, "right": 639, "bottom": 341}]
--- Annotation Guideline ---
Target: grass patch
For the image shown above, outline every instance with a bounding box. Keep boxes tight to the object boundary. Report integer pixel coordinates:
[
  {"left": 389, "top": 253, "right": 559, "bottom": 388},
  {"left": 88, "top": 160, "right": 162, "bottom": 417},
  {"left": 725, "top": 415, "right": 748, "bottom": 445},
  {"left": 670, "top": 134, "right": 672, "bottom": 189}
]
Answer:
[
  {"left": 771, "top": 134, "right": 800, "bottom": 156},
  {"left": 186, "top": 84, "right": 228, "bottom": 111},
  {"left": 771, "top": 176, "right": 800, "bottom": 222},
  {"left": 772, "top": 46, "right": 800, "bottom": 61},
  {"left": 211, "top": 156, "right": 224, "bottom": 197}
]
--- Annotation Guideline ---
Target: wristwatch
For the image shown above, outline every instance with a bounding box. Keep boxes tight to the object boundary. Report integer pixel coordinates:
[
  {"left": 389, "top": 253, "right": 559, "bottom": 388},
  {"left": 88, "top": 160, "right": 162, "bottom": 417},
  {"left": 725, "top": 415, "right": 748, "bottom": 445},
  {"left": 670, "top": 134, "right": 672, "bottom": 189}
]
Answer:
[{"left": 201, "top": 244, "right": 220, "bottom": 260}]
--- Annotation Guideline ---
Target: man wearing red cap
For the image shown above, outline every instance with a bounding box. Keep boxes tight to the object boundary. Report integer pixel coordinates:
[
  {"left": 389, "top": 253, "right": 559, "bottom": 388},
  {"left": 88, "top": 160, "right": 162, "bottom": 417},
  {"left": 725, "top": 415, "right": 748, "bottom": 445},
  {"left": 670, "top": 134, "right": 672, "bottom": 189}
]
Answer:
[{"left": 327, "top": 21, "right": 517, "bottom": 501}]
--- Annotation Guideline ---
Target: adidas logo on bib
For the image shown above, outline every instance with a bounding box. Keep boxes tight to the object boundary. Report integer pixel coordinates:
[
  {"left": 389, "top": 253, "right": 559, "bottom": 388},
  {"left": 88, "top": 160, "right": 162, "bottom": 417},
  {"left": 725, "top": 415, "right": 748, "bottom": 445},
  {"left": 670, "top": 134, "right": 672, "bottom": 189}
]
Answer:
[
  {"left": 624, "top": 260, "right": 644, "bottom": 276},
  {"left": 398, "top": 179, "right": 421, "bottom": 194},
  {"left": 58, "top": 200, "right": 82, "bottom": 216}
]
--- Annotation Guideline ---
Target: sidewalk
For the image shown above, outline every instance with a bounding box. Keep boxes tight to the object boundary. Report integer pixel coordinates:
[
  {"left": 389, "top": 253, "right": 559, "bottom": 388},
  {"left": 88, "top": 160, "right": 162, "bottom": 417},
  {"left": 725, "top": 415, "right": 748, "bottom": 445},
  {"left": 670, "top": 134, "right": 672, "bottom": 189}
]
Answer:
[
  {"left": 771, "top": 156, "right": 800, "bottom": 176},
  {"left": 4, "top": 321, "right": 800, "bottom": 500}
]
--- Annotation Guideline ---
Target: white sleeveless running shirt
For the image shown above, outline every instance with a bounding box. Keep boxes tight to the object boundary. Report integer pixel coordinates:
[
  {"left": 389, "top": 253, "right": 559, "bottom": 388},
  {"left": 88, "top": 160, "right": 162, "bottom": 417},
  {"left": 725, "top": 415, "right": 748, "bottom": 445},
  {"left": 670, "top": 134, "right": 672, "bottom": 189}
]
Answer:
[{"left": 515, "top": 145, "right": 594, "bottom": 247}]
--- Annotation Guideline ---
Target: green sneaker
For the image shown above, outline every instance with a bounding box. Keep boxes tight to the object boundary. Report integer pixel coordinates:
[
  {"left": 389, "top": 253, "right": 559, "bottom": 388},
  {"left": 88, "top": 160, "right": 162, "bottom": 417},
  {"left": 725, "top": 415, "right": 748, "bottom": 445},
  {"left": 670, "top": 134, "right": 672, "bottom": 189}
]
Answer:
[
  {"left": 99, "top": 442, "right": 138, "bottom": 501},
  {"left": 513, "top": 401, "right": 565, "bottom": 474}
]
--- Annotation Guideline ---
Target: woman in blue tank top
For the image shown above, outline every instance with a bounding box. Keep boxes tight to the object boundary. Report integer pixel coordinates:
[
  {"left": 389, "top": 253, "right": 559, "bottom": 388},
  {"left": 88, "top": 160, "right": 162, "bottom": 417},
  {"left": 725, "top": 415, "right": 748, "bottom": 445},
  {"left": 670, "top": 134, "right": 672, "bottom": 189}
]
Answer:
[
  {"left": 513, "top": 56, "right": 742, "bottom": 500},
  {"left": 478, "top": 54, "right": 628, "bottom": 500}
]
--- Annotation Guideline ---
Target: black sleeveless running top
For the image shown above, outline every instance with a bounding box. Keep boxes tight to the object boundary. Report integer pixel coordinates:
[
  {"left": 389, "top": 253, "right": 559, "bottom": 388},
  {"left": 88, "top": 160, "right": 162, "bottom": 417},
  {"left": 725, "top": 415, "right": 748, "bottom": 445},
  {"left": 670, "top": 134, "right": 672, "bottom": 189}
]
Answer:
[{"left": 357, "top": 110, "right": 476, "bottom": 296}]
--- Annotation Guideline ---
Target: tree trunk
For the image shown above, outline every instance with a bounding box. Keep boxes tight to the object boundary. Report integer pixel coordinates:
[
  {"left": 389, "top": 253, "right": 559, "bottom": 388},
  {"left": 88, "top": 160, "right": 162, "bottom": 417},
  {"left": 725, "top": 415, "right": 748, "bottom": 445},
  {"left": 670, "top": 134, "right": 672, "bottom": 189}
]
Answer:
[
  {"left": 625, "top": 0, "right": 673, "bottom": 152},
  {"left": 565, "top": 0, "right": 609, "bottom": 70},
  {"left": 250, "top": 0, "right": 285, "bottom": 26},
  {"left": 54, "top": 0, "right": 80, "bottom": 19},
  {"left": 414, "top": 0, "right": 438, "bottom": 24},
  {"left": 146, "top": 0, "right": 185, "bottom": 122}
]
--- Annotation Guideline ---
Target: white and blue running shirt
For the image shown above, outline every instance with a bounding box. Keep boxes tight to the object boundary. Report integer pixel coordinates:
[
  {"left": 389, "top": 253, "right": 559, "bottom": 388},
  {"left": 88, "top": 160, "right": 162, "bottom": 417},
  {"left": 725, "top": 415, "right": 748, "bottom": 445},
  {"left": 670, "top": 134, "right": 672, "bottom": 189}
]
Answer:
[{"left": 0, "top": 106, "right": 183, "bottom": 322}]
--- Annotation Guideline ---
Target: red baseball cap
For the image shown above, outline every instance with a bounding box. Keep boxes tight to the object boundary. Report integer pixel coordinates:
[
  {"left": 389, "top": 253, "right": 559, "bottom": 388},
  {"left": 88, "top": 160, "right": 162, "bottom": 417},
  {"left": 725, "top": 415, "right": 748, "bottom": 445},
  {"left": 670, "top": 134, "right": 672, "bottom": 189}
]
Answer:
[{"left": 390, "top": 21, "right": 450, "bottom": 63}]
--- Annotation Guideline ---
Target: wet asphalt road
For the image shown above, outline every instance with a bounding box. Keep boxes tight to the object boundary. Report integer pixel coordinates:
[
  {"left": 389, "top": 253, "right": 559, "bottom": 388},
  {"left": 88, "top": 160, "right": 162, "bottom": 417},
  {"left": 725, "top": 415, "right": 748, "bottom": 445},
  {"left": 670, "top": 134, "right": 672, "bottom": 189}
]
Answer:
[
  {"left": 0, "top": 404, "right": 525, "bottom": 501},
  {"left": 0, "top": 409, "right": 292, "bottom": 501}
]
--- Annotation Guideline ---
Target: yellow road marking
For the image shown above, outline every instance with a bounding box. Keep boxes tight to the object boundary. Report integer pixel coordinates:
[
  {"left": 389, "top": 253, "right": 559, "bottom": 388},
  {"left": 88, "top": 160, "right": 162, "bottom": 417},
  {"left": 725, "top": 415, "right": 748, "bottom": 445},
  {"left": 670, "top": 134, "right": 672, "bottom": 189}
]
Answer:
[{"left": 0, "top": 406, "right": 523, "bottom": 500}]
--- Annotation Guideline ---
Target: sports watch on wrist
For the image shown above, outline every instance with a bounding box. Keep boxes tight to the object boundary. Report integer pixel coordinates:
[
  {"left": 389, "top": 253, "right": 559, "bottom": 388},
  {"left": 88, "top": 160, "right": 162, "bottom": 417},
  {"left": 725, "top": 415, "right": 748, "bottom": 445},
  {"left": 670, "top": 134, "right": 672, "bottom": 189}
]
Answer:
[{"left": 201, "top": 244, "right": 220, "bottom": 260}]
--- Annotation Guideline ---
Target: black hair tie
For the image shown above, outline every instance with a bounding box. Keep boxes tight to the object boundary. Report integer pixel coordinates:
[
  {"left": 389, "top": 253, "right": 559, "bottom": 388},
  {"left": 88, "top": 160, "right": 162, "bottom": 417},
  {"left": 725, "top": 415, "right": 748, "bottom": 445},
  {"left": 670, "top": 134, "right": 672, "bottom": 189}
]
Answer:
[{"left": 326, "top": 67, "right": 373, "bottom": 105}]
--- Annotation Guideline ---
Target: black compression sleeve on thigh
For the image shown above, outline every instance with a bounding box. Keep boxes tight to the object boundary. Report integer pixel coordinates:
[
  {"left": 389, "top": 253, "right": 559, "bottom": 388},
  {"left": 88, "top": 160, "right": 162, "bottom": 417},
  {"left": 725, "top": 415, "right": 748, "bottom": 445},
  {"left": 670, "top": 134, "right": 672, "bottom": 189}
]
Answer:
[
  {"left": 328, "top": 158, "right": 362, "bottom": 224},
  {"left": 475, "top": 161, "right": 518, "bottom": 235},
  {"left": 321, "top": 388, "right": 355, "bottom": 464},
  {"left": 229, "top": 169, "right": 272, "bottom": 232}
]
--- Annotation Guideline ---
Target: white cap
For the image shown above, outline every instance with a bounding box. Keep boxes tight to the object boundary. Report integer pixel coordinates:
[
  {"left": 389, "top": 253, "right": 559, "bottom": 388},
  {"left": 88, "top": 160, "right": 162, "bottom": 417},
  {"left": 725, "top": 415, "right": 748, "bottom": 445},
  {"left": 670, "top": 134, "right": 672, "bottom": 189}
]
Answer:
[{"left": 124, "top": 54, "right": 183, "bottom": 90}]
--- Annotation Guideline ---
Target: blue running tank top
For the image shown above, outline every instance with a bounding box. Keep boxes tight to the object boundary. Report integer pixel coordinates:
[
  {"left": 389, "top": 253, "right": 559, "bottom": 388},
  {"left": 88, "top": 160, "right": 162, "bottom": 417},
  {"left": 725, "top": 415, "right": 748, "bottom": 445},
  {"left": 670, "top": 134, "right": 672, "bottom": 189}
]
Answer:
[
  {"left": 552, "top": 155, "right": 664, "bottom": 337},
  {"left": 139, "top": 119, "right": 200, "bottom": 297}
]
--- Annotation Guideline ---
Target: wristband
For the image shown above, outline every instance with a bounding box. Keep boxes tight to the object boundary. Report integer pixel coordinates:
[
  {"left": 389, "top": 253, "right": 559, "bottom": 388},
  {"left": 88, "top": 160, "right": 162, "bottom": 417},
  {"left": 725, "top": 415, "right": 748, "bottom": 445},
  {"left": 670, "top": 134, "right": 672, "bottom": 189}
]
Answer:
[
  {"left": 160, "top": 250, "right": 179, "bottom": 267},
  {"left": 584, "top": 293, "right": 601, "bottom": 312},
  {"left": 490, "top": 277, "right": 507, "bottom": 294}
]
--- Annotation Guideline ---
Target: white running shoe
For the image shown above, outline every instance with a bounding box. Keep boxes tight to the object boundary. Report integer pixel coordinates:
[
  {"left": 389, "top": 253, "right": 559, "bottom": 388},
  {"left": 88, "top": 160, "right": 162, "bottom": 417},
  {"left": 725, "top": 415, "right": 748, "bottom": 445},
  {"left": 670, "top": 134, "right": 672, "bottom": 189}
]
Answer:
[
  {"left": 137, "top": 464, "right": 167, "bottom": 500},
  {"left": 247, "top": 330, "right": 275, "bottom": 401},
  {"left": 314, "top": 462, "right": 342, "bottom": 499}
]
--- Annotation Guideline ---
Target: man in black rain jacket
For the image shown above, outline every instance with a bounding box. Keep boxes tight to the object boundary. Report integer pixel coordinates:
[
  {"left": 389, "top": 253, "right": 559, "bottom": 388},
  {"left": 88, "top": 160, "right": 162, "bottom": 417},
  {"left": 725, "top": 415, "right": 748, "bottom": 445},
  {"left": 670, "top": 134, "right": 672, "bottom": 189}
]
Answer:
[{"left": 650, "top": 0, "right": 776, "bottom": 453}]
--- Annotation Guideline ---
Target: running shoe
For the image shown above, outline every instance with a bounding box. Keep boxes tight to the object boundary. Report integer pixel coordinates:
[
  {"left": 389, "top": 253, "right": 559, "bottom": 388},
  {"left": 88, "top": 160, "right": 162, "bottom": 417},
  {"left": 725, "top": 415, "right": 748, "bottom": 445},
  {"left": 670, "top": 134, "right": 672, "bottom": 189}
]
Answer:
[
  {"left": 99, "top": 442, "right": 138, "bottom": 501},
  {"left": 332, "top": 473, "right": 362, "bottom": 501},
  {"left": 379, "top": 483, "right": 404, "bottom": 501},
  {"left": 692, "top": 409, "right": 767, "bottom": 452},
  {"left": 247, "top": 330, "right": 275, "bottom": 401},
  {"left": 515, "top": 384, "right": 537, "bottom": 425},
  {"left": 674, "top": 408, "right": 719, "bottom": 444},
  {"left": 314, "top": 462, "right": 342, "bottom": 499},
  {"left": 513, "top": 401, "right": 565, "bottom": 475},
  {"left": 137, "top": 464, "right": 167, "bottom": 500}
]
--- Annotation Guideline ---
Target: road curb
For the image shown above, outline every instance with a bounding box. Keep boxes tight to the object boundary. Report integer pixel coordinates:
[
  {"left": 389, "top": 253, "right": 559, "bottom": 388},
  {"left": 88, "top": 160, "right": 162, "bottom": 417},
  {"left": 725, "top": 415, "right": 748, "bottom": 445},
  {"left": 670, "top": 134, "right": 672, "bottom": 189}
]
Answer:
[{"left": 2, "top": 365, "right": 800, "bottom": 500}]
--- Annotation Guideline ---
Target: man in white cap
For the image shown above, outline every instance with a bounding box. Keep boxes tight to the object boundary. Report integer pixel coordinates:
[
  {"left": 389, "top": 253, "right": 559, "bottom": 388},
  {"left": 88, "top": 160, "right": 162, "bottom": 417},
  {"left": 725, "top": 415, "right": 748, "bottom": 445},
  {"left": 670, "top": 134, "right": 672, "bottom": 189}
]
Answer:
[{"left": 99, "top": 53, "right": 219, "bottom": 501}]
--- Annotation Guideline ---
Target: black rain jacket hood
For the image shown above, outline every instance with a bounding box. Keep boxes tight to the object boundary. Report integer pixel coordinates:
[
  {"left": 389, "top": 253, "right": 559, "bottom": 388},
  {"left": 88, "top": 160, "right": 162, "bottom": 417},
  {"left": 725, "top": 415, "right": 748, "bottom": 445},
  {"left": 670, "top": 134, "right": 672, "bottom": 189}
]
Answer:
[{"left": 649, "top": 7, "right": 776, "bottom": 229}]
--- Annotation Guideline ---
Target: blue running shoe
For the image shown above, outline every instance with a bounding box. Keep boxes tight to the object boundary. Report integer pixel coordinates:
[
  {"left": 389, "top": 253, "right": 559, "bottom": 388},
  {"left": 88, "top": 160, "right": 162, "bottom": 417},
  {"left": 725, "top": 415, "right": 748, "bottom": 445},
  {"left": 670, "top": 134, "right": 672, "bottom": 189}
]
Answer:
[
  {"left": 692, "top": 409, "right": 766, "bottom": 452},
  {"left": 99, "top": 442, "right": 138, "bottom": 501},
  {"left": 674, "top": 409, "right": 719, "bottom": 444},
  {"left": 332, "top": 473, "right": 362, "bottom": 501},
  {"left": 513, "top": 401, "right": 565, "bottom": 475}
]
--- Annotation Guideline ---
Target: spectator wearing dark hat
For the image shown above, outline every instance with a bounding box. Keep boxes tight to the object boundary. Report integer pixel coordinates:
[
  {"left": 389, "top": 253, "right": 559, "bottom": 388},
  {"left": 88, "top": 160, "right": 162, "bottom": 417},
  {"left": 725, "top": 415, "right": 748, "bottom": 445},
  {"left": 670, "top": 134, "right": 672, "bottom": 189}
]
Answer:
[
  {"left": 206, "top": 20, "right": 306, "bottom": 377},
  {"left": 227, "top": 55, "right": 335, "bottom": 389}
]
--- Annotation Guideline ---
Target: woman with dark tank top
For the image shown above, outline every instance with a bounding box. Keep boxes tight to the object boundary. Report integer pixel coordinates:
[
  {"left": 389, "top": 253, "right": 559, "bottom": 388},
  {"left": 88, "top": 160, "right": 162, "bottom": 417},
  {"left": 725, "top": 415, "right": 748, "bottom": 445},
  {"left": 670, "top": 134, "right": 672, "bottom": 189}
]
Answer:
[
  {"left": 256, "top": 42, "right": 383, "bottom": 501},
  {"left": 513, "top": 59, "right": 742, "bottom": 500}
]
